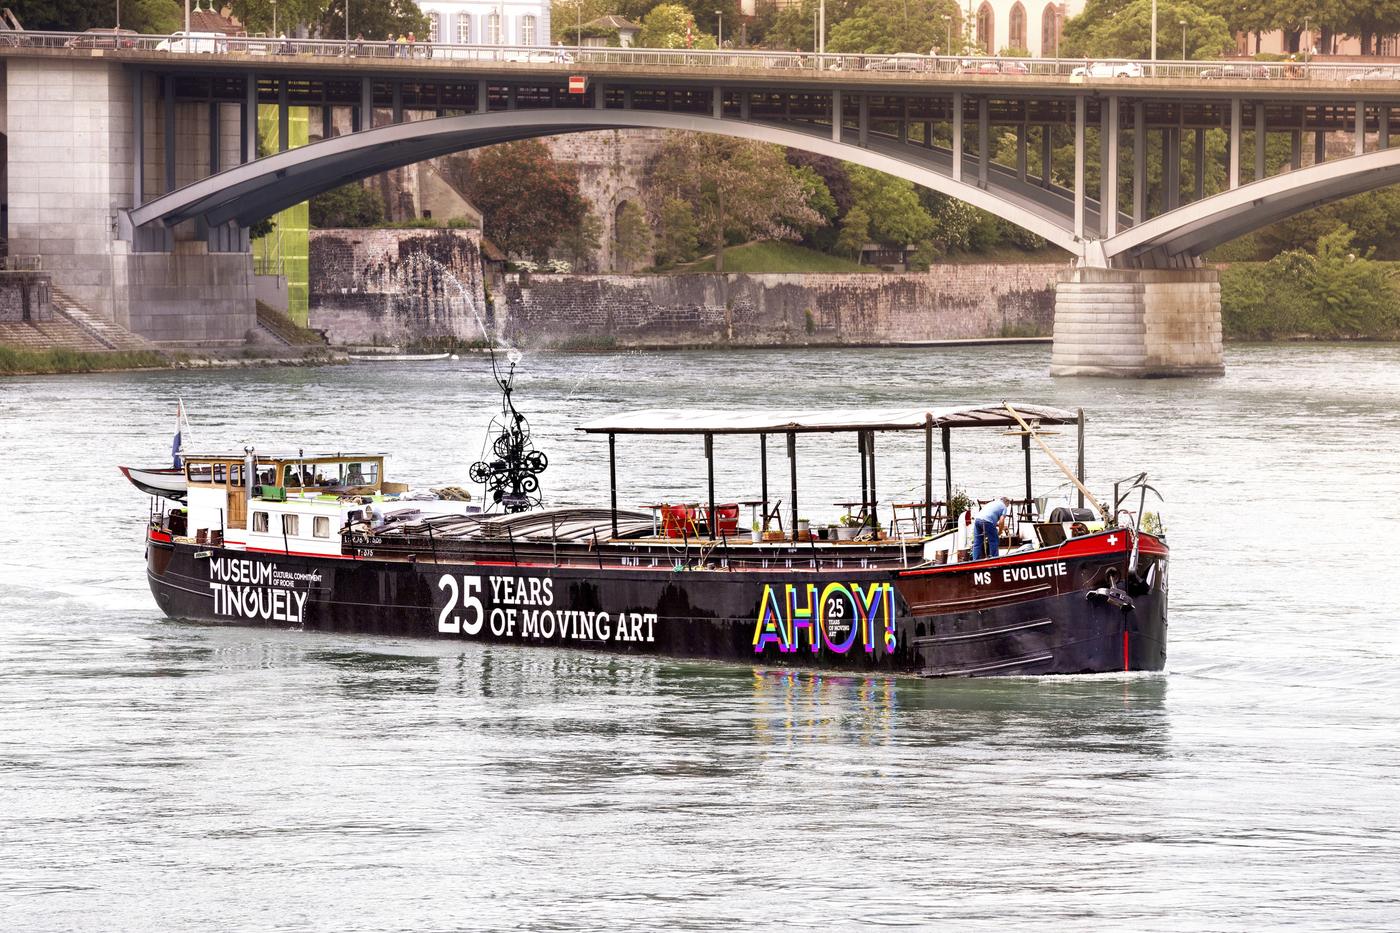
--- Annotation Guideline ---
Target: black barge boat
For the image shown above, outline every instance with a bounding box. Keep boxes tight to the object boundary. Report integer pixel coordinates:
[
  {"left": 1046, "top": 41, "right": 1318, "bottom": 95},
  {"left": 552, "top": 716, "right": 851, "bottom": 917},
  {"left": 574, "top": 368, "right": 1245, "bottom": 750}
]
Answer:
[{"left": 134, "top": 401, "right": 1167, "bottom": 677}]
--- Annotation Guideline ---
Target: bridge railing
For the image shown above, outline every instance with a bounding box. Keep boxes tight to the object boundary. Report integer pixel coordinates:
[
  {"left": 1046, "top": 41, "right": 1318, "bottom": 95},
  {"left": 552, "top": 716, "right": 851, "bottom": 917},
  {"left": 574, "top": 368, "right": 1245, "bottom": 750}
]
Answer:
[{"left": 4, "top": 30, "right": 1399, "bottom": 84}]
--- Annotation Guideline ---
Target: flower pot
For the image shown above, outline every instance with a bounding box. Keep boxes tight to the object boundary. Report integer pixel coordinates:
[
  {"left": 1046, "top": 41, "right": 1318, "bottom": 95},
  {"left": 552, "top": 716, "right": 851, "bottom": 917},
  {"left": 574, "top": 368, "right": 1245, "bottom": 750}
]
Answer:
[
  {"left": 751, "top": 529, "right": 763, "bottom": 543},
  {"left": 834, "top": 525, "right": 857, "bottom": 541},
  {"left": 796, "top": 520, "right": 810, "bottom": 533}
]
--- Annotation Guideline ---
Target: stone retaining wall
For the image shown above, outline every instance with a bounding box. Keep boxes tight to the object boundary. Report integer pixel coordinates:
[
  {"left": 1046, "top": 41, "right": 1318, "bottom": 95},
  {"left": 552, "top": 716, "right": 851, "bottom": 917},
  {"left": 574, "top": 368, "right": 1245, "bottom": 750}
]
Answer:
[
  {"left": 0, "top": 271, "right": 52, "bottom": 323},
  {"left": 308, "top": 228, "right": 487, "bottom": 345},
  {"left": 500, "top": 264, "right": 1063, "bottom": 348}
]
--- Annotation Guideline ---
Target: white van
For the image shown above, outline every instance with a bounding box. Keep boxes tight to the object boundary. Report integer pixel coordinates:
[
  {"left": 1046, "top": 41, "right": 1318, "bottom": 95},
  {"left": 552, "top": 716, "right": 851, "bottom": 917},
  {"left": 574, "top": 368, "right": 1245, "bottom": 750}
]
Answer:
[{"left": 157, "top": 31, "right": 227, "bottom": 53}]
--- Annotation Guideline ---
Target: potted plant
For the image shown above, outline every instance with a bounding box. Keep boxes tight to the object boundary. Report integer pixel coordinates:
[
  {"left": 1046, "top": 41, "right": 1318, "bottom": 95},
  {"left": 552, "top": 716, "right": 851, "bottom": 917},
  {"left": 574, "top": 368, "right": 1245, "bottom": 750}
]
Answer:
[
  {"left": 796, "top": 517, "right": 810, "bottom": 534},
  {"left": 834, "top": 514, "right": 859, "bottom": 541},
  {"left": 949, "top": 487, "right": 973, "bottom": 525},
  {"left": 751, "top": 520, "right": 763, "bottom": 544}
]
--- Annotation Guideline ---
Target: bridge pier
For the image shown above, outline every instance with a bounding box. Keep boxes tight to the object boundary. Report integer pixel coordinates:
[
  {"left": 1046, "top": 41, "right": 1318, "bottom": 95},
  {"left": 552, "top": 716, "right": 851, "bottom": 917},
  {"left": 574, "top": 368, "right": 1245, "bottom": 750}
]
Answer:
[
  {"left": 1051, "top": 268, "right": 1223, "bottom": 378},
  {"left": 4, "top": 59, "right": 254, "bottom": 345}
]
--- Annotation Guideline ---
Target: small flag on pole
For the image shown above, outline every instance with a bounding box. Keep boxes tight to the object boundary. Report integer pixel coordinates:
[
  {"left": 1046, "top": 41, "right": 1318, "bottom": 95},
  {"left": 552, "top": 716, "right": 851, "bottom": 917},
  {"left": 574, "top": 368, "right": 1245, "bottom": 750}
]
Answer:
[{"left": 172, "top": 398, "right": 186, "bottom": 469}]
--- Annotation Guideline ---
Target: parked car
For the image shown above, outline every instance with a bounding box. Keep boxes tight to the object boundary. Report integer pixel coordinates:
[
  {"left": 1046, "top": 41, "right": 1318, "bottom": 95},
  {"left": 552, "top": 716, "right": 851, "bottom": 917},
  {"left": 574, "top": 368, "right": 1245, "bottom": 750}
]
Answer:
[
  {"left": 1346, "top": 67, "right": 1400, "bottom": 82},
  {"left": 65, "top": 28, "right": 138, "bottom": 50},
  {"left": 864, "top": 53, "right": 928, "bottom": 72},
  {"left": 1199, "top": 64, "right": 1271, "bottom": 79},
  {"left": 156, "top": 31, "right": 228, "bottom": 53},
  {"left": 1071, "top": 60, "right": 1144, "bottom": 78}
]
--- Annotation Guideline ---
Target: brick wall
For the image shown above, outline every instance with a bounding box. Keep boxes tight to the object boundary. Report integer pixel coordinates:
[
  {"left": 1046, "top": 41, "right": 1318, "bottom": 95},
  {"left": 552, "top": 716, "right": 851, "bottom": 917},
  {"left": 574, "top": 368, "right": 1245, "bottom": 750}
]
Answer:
[
  {"left": 308, "top": 228, "right": 488, "bottom": 345},
  {"left": 501, "top": 264, "right": 1064, "bottom": 348}
]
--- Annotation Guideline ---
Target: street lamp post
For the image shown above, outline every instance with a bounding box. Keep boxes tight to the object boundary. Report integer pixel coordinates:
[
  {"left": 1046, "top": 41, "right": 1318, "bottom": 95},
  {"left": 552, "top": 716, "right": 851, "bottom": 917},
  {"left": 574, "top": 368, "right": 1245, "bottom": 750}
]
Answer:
[
  {"left": 272, "top": 0, "right": 278, "bottom": 37},
  {"left": 819, "top": 0, "right": 825, "bottom": 55},
  {"left": 345, "top": 0, "right": 350, "bottom": 43},
  {"left": 184, "top": 0, "right": 191, "bottom": 37},
  {"left": 715, "top": 9, "right": 722, "bottom": 48},
  {"left": 1179, "top": 19, "right": 1187, "bottom": 59},
  {"left": 943, "top": 14, "right": 951, "bottom": 54},
  {"left": 1150, "top": 0, "right": 1157, "bottom": 62}
]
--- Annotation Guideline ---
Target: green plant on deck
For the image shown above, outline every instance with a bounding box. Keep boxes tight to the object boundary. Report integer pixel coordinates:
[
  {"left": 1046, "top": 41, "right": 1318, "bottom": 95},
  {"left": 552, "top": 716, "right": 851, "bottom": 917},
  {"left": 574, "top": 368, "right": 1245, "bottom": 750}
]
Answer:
[
  {"left": 948, "top": 487, "right": 972, "bottom": 522},
  {"left": 1141, "top": 512, "right": 1165, "bottom": 537}
]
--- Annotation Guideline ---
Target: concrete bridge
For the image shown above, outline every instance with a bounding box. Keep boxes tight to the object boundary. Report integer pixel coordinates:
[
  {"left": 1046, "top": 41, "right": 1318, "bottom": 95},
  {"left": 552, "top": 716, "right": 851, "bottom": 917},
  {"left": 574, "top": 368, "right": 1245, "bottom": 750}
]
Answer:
[{"left": 6, "top": 35, "right": 1400, "bottom": 372}]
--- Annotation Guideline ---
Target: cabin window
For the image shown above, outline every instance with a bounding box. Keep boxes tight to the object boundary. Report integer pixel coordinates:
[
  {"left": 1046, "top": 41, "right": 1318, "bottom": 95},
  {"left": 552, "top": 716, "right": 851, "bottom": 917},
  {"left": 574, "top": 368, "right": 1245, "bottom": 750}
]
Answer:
[
  {"left": 229, "top": 464, "right": 244, "bottom": 487},
  {"left": 186, "top": 462, "right": 214, "bottom": 484},
  {"left": 341, "top": 461, "right": 380, "bottom": 487},
  {"left": 213, "top": 463, "right": 227, "bottom": 484},
  {"left": 282, "top": 514, "right": 300, "bottom": 537},
  {"left": 313, "top": 516, "right": 331, "bottom": 538},
  {"left": 252, "top": 511, "right": 269, "bottom": 533}
]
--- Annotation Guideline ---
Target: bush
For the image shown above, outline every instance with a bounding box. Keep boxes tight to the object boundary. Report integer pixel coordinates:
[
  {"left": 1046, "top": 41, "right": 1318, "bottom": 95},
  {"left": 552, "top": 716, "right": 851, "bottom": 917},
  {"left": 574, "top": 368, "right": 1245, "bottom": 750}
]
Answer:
[
  {"left": 1219, "top": 227, "right": 1400, "bottom": 339},
  {"left": 310, "top": 183, "right": 386, "bottom": 228}
]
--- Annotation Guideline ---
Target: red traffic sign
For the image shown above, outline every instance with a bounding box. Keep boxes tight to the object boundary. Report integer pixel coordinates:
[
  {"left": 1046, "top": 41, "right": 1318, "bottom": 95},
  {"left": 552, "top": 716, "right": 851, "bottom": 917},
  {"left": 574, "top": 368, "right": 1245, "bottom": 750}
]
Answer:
[{"left": 568, "top": 75, "right": 587, "bottom": 94}]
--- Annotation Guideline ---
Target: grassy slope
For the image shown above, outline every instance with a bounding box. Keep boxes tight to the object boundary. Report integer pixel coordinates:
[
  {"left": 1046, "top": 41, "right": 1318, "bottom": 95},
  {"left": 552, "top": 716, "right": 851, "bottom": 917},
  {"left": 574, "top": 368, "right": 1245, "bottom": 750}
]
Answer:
[{"left": 674, "top": 242, "right": 868, "bottom": 274}]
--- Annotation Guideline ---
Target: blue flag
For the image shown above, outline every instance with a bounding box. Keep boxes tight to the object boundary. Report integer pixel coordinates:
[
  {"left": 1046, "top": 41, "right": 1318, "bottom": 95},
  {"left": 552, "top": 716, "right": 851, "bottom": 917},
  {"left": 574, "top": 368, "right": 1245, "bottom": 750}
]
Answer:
[{"left": 172, "top": 399, "right": 185, "bottom": 469}]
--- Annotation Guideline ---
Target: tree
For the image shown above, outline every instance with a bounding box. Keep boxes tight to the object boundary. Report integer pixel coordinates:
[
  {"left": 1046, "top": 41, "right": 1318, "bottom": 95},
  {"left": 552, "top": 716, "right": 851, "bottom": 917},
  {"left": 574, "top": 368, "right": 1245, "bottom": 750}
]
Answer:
[
  {"left": 827, "top": 0, "right": 962, "bottom": 54},
  {"left": 637, "top": 3, "right": 717, "bottom": 49},
  {"left": 315, "top": 0, "right": 428, "bottom": 41},
  {"left": 655, "top": 196, "right": 700, "bottom": 267},
  {"left": 557, "top": 207, "right": 603, "bottom": 271},
  {"left": 310, "top": 183, "right": 386, "bottom": 227},
  {"left": 468, "top": 140, "right": 586, "bottom": 259},
  {"left": 1061, "top": 0, "right": 1232, "bottom": 59},
  {"left": 648, "top": 133, "right": 824, "bottom": 273},
  {"left": 846, "top": 166, "right": 934, "bottom": 247},
  {"left": 834, "top": 206, "right": 870, "bottom": 258},
  {"left": 613, "top": 201, "right": 655, "bottom": 270}
]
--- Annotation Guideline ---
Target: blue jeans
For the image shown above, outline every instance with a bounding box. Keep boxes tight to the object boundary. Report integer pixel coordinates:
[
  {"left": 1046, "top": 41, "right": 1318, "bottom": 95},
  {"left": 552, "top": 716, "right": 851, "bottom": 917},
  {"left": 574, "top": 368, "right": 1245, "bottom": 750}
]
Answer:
[{"left": 972, "top": 518, "right": 1000, "bottom": 561}]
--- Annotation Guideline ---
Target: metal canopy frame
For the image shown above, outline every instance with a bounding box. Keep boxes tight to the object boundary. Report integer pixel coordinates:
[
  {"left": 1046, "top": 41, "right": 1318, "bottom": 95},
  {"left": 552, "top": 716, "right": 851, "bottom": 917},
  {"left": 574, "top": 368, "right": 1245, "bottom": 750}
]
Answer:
[{"left": 595, "top": 404, "right": 1085, "bottom": 543}]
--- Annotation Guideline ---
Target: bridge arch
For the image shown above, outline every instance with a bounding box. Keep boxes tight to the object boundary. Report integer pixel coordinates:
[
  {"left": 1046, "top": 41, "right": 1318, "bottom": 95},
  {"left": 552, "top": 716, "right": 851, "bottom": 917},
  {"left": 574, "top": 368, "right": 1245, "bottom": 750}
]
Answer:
[
  {"left": 125, "top": 108, "right": 1085, "bottom": 256},
  {"left": 1102, "top": 146, "right": 1400, "bottom": 266}
]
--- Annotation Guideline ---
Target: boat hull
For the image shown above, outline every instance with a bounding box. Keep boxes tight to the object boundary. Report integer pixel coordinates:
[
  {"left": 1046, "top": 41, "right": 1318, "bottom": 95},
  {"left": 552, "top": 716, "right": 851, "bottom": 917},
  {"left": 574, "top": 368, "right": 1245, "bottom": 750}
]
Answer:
[{"left": 144, "top": 530, "right": 1167, "bottom": 677}]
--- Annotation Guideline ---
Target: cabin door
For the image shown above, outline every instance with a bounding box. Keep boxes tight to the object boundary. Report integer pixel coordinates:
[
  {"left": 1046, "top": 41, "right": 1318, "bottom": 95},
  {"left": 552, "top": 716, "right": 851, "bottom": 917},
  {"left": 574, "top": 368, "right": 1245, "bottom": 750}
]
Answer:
[{"left": 226, "top": 463, "right": 247, "bottom": 530}]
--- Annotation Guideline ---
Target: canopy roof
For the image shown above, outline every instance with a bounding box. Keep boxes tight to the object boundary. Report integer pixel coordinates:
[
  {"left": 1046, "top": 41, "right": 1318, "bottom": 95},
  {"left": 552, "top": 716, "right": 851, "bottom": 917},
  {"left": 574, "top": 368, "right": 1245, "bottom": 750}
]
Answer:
[
  {"left": 577, "top": 403, "right": 1079, "bottom": 435},
  {"left": 183, "top": 450, "right": 386, "bottom": 461}
]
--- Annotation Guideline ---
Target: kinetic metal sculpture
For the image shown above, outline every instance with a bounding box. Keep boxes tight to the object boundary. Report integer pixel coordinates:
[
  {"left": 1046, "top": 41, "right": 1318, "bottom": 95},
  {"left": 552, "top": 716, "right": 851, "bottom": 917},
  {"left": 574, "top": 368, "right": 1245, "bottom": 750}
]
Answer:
[{"left": 470, "top": 349, "right": 547, "bottom": 512}]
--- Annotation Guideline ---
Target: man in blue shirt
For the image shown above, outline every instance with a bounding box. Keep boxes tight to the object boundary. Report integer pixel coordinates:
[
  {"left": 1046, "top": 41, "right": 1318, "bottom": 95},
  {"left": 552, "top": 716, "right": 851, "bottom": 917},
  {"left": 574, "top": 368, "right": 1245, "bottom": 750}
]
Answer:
[{"left": 971, "top": 496, "right": 1012, "bottom": 561}]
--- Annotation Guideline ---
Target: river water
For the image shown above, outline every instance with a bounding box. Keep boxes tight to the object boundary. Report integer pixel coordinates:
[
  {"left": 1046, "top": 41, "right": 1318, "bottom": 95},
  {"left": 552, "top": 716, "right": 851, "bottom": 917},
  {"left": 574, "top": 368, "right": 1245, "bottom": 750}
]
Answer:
[{"left": 2, "top": 343, "right": 1398, "bottom": 930}]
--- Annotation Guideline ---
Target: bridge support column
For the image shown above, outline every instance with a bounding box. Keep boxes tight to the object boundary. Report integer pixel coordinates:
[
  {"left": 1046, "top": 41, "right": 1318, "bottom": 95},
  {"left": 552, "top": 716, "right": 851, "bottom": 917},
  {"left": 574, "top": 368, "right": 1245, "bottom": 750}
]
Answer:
[
  {"left": 1355, "top": 100, "right": 1366, "bottom": 156},
  {"left": 1315, "top": 130, "right": 1326, "bottom": 164},
  {"left": 359, "top": 77, "right": 372, "bottom": 130},
  {"left": 1290, "top": 130, "right": 1302, "bottom": 170},
  {"left": 1255, "top": 103, "right": 1267, "bottom": 181},
  {"left": 1194, "top": 128, "right": 1205, "bottom": 200},
  {"left": 1163, "top": 128, "right": 1179, "bottom": 211},
  {"left": 1051, "top": 268, "right": 1223, "bottom": 378},
  {"left": 1228, "top": 97, "right": 1241, "bottom": 189},
  {"left": 278, "top": 79, "right": 289, "bottom": 151},
  {"left": 1381, "top": 107, "right": 1390, "bottom": 148},
  {"left": 978, "top": 97, "right": 989, "bottom": 188},
  {"left": 1101, "top": 97, "right": 1118, "bottom": 237},
  {"left": 831, "top": 89, "right": 842, "bottom": 142},
  {"left": 243, "top": 73, "right": 256, "bottom": 161},
  {"left": 952, "top": 91, "right": 962, "bottom": 182},
  {"left": 1073, "top": 96, "right": 1085, "bottom": 240},
  {"left": 1132, "top": 102, "right": 1146, "bottom": 223},
  {"left": 858, "top": 94, "right": 868, "bottom": 146},
  {"left": 1040, "top": 125, "right": 1052, "bottom": 189},
  {"left": 1016, "top": 123, "right": 1027, "bottom": 182}
]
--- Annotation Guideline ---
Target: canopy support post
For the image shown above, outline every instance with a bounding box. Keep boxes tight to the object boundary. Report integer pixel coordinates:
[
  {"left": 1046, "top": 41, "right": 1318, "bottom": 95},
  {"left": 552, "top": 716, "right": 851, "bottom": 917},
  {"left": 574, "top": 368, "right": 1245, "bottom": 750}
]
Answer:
[
  {"left": 1076, "top": 409, "right": 1086, "bottom": 510},
  {"left": 924, "top": 420, "right": 933, "bottom": 535},
  {"left": 787, "top": 432, "right": 798, "bottom": 541},
  {"left": 759, "top": 433, "right": 769, "bottom": 532},
  {"left": 868, "top": 432, "right": 878, "bottom": 531},
  {"left": 705, "top": 432, "right": 716, "bottom": 541},
  {"left": 942, "top": 426, "right": 953, "bottom": 531},
  {"left": 608, "top": 433, "right": 618, "bottom": 539},
  {"left": 1022, "top": 432, "right": 1033, "bottom": 517},
  {"left": 858, "top": 431, "right": 868, "bottom": 518}
]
